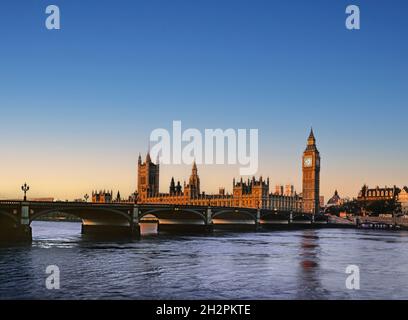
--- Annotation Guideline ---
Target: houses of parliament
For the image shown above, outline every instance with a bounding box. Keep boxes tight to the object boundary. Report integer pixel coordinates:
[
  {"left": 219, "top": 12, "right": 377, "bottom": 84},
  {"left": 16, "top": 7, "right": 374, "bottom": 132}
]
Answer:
[{"left": 130, "top": 130, "right": 321, "bottom": 214}]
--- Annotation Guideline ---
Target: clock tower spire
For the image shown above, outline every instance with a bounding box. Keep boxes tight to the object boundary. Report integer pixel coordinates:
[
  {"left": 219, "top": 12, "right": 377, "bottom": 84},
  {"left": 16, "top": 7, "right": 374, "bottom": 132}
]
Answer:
[{"left": 302, "top": 128, "right": 320, "bottom": 214}]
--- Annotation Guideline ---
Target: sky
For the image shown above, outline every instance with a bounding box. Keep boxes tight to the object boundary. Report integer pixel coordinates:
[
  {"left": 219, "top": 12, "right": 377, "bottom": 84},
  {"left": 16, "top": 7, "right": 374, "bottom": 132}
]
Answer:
[{"left": 0, "top": 0, "right": 407, "bottom": 201}]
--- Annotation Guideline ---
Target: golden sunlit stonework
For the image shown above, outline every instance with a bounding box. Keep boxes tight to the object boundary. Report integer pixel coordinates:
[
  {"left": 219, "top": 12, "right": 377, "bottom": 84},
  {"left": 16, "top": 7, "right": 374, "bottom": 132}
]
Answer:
[
  {"left": 132, "top": 131, "right": 321, "bottom": 213},
  {"left": 302, "top": 128, "right": 321, "bottom": 214},
  {"left": 90, "top": 131, "right": 320, "bottom": 213},
  {"left": 136, "top": 155, "right": 302, "bottom": 211}
]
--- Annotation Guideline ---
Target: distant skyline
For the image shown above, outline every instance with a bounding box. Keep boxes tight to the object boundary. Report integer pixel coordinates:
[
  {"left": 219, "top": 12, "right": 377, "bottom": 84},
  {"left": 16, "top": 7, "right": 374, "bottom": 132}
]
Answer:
[{"left": 0, "top": 0, "right": 407, "bottom": 201}]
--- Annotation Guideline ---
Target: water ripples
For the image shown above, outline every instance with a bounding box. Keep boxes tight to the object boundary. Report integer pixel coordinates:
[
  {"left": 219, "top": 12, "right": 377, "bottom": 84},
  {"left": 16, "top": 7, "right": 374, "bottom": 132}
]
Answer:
[{"left": 1, "top": 221, "right": 408, "bottom": 299}]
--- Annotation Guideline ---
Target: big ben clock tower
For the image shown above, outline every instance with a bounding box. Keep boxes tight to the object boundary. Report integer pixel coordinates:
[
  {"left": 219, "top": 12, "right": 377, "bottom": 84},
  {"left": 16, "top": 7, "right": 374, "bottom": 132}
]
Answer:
[{"left": 302, "top": 128, "right": 320, "bottom": 214}]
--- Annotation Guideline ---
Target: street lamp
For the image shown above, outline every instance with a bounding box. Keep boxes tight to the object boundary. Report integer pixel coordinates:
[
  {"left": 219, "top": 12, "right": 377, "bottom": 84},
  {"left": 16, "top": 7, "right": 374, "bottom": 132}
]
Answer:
[
  {"left": 21, "top": 183, "right": 30, "bottom": 201},
  {"left": 84, "top": 194, "right": 89, "bottom": 202}
]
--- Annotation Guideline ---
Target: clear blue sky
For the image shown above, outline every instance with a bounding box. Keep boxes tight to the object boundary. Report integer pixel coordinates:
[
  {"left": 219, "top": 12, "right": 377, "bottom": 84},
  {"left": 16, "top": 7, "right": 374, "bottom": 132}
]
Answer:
[{"left": 0, "top": 0, "right": 407, "bottom": 200}]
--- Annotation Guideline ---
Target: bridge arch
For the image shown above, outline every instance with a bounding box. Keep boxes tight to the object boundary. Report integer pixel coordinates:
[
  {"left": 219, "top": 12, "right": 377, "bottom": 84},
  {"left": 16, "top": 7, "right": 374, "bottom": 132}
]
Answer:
[
  {"left": 212, "top": 209, "right": 257, "bottom": 222},
  {"left": 261, "top": 210, "right": 290, "bottom": 219},
  {"left": 0, "top": 209, "right": 19, "bottom": 224},
  {"left": 29, "top": 207, "right": 132, "bottom": 224},
  {"left": 139, "top": 207, "right": 206, "bottom": 222}
]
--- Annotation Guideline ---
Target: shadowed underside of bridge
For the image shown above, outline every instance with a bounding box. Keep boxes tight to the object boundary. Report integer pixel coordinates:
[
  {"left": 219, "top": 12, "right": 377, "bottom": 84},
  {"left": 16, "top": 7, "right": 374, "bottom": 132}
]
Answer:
[
  {"left": 0, "top": 203, "right": 135, "bottom": 242},
  {"left": 0, "top": 201, "right": 328, "bottom": 243},
  {"left": 0, "top": 211, "right": 27, "bottom": 242},
  {"left": 141, "top": 209, "right": 262, "bottom": 232}
]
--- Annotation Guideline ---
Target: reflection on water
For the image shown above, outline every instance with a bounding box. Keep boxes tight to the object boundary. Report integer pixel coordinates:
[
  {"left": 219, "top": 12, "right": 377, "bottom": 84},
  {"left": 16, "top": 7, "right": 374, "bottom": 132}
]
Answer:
[
  {"left": 299, "top": 231, "right": 320, "bottom": 270},
  {"left": 1, "top": 221, "right": 408, "bottom": 299},
  {"left": 296, "top": 230, "right": 326, "bottom": 299},
  {"left": 140, "top": 222, "right": 158, "bottom": 235}
]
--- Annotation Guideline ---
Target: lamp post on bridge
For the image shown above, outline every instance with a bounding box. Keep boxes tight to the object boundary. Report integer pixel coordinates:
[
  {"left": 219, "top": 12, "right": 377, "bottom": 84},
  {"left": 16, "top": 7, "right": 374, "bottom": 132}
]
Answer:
[
  {"left": 256, "top": 200, "right": 261, "bottom": 230},
  {"left": 21, "top": 183, "right": 30, "bottom": 201},
  {"left": 84, "top": 194, "right": 89, "bottom": 202},
  {"left": 206, "top": 198, "right": 213, "bottom": 230}
]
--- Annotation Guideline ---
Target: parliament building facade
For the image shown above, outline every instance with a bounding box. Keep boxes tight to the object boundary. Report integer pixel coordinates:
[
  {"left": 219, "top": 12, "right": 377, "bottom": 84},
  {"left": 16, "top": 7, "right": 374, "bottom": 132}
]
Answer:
[{"left": 133, "top": 130, "right": 321, "bottom": 213}]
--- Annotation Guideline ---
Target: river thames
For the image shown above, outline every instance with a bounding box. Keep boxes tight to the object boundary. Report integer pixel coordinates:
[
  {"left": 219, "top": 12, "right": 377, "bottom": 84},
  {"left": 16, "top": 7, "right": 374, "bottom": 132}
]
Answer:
[{"left": 0, "top": 221, "right": 408, "bottom": 299}]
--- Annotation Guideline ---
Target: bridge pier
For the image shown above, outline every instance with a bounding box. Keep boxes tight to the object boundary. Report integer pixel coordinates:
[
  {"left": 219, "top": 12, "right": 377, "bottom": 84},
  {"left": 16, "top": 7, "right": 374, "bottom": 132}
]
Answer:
[
  {"left": 131, "top": 205, "right": 141, "bottom": 238},
  {"left": 255, "top": 208, "right": 261, "bottom": 231},
  {"left": 0, "top": 224, "right": 32, "bottom": 244},
  {"left": 19, "top": 202, "right": 32, "bottom": 243},
  {"left": 206, "top": 206, "right": 213, "bottom": 232}
]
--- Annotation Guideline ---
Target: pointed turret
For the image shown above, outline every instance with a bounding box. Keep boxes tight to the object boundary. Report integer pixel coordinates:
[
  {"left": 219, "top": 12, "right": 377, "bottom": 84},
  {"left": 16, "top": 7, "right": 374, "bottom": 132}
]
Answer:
[
  {"left": 302, "top": 127, "right": 320, "bottom": 214},
  {"left": 176, "top": 181, "right": 182, "bottom": 194},
  {"left": 169, "top": 177, "right": 176, "bottom": 195},
  {"left": 307, "top": 127, "right": 316, "bottom": 146},
  {"left": 188, "top": 160, "right": 200, "bottom": 197}
]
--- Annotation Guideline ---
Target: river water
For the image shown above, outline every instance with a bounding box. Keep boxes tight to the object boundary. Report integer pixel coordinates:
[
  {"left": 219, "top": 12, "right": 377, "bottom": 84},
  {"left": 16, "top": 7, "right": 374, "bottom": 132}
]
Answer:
[{"left": 0, "top": 221, "right": 407, "bottom": 299}]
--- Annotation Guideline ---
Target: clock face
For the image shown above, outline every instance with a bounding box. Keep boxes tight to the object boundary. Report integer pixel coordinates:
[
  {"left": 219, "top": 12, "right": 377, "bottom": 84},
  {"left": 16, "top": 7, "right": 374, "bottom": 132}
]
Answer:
[{"left": 304, "top": 157, "right": 312, "bottom": 167}]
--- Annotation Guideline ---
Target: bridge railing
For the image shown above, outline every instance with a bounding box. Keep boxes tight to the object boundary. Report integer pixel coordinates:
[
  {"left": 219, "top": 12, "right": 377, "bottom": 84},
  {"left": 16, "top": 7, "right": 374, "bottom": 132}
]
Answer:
[
  {"left": 0, "top": 200, "right": 22, "bottom": 205},
  {"left": 0, "top": 200, "right": 315, "bottom": 219},
  {"left": 361, "top": 215, "right": 408, "bottom": 226}
]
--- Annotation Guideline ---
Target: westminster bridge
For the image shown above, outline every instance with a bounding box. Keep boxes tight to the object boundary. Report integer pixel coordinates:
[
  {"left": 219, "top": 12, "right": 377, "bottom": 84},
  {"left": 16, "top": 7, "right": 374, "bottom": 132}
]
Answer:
[{"left": 0, "top": 200, "right": 330, "bottom": 243}]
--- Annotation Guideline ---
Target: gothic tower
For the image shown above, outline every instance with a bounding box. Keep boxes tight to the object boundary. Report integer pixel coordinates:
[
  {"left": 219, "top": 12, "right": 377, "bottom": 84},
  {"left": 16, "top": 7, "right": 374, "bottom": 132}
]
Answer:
[
  {"left": 137, "top": 152, "right": 160, "bottom": 201},
  {"left": 302, "top": 128, "right": 320, "bottom": 214},
  {"left": 187, "top": 161, "right": 200, "bottom": 198},
  {"left": 169, "top": 177, "right": 176, "bottom": 195}
]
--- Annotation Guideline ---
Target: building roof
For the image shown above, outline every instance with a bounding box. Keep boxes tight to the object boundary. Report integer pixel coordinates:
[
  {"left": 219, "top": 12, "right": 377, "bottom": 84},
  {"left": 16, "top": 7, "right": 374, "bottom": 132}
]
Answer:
[
  {"left": 327, "top": 190, "right": 341, "bottom": 205},
  {"left": 308, "top": 127, "right": 315, "bottom": 141}
]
